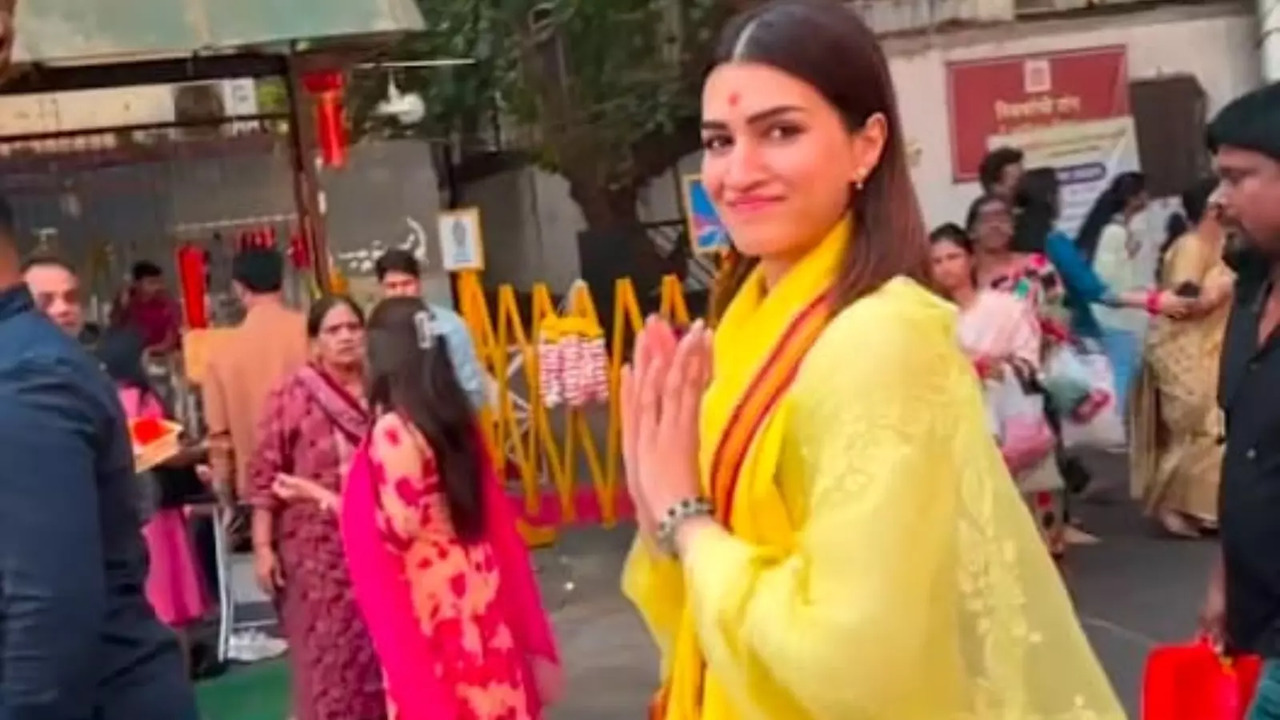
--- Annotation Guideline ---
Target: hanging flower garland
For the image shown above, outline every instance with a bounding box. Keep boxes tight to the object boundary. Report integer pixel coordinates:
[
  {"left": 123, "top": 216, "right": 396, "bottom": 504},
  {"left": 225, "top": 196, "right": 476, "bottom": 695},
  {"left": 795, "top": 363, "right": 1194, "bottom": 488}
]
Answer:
[{"left": 536, "top": 315, "right": 609, "bottom": 409}]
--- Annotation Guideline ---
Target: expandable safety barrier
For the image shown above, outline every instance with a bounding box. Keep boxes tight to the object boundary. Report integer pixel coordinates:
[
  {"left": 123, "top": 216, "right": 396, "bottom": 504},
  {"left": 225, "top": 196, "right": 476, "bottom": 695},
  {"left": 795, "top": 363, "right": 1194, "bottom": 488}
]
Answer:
[{"left": 455, "top": 272, "right": 691, "bottom": 545}]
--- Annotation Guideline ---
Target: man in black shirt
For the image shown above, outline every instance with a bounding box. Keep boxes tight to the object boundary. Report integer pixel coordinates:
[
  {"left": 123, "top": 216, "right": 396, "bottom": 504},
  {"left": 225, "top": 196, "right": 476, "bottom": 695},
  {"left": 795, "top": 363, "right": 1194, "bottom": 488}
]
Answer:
[
  {"left": 0, "top": 197, "right": 198, "bottom": 717},
  {"left": 1201, "top": 80, "right": 1280, "bottom": 720}
]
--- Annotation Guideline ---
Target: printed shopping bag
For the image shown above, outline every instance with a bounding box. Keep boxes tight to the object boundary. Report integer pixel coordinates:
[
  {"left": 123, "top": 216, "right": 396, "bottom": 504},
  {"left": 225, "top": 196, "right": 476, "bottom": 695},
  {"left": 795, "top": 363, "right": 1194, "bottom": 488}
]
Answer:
[
  {"left": 1060, "top": 350, "right": 1126, "bottom": 451},
  {"left": 1042, "top": 343, "right": 1092, "bottom": 416},
  {"left": 987, "top": 369, "right": 1055, "bottom": 475},
  {"left": 1142, "top": 639, "right": 1262, "bottom": 720}
]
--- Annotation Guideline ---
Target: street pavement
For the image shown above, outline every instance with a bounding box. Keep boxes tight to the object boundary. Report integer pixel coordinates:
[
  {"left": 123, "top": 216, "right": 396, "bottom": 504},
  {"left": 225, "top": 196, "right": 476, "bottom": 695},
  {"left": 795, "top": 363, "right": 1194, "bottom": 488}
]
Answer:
[
  {"left": 540, "top": 450, "right": 1217, "bottom": 719},
  {"left": 225, "top": 451, "right": 1215, "bottom": 718}
]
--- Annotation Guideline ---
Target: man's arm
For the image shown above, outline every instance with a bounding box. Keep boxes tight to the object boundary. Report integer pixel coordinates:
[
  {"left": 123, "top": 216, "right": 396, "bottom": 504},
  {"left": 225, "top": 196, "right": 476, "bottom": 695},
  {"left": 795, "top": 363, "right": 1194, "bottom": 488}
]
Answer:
[
  {"left": 200, "top": 364, "right": 235, "bottom": 505},
  {"left": 438, "top": 310, "right": 489, "bottom": 412},
  {"left": 0, "top": 360, "right": 106, "bottom": 720},
  {"left": 152, "top": 299, "right": 182, "bottom": 355}
]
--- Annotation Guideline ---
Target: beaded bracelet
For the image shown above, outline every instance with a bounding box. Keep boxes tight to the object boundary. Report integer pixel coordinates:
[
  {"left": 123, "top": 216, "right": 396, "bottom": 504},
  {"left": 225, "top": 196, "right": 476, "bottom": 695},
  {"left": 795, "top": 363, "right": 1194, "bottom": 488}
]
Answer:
[{"left": 656, "top": 497, "right": 714, "bottom": 557}]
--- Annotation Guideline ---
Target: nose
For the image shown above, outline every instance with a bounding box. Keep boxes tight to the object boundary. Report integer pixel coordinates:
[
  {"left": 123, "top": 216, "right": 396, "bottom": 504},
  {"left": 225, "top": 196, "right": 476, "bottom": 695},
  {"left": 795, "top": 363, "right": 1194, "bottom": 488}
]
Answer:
[{"left": 722, "top": 138, "right": 767, "bottom": 190}]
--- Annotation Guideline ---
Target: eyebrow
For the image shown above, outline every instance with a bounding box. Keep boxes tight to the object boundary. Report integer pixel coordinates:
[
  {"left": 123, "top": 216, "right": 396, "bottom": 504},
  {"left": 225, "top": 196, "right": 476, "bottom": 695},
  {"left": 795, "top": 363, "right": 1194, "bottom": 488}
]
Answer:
[{"left": 701, "top": 105, "right": 804, "bottom": 132}]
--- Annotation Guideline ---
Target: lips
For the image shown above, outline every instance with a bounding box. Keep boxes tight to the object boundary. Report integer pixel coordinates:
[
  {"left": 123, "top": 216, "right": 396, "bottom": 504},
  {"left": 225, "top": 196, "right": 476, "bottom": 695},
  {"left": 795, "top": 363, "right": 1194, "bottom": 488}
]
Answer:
[{"left": 726, "top": 195, "right": 782, "bottom": 213}]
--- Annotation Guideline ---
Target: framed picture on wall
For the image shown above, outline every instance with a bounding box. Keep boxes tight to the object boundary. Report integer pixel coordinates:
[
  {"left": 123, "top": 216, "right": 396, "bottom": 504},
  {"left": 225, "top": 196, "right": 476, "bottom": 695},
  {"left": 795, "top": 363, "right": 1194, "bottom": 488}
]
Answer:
[
  {"left": 437, "top": 207, "right": 485, "bottom": 272},
  {"left": 681, "top": 174, "right": 729, "bottom": 256}
]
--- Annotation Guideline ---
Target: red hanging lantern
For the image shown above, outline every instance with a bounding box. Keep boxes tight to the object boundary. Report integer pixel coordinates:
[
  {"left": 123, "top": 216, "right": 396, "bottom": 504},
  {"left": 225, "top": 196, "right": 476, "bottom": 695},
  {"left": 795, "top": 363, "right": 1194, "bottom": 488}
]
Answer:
[
  {"left": 174, "top": 243, "right": 208, "bottom": 329},
  {"left": 302, "top": 71, "right": 348, "bottom": 168},
  {"left": 287, "top": 227, "right": 312, "bottom": 269}
]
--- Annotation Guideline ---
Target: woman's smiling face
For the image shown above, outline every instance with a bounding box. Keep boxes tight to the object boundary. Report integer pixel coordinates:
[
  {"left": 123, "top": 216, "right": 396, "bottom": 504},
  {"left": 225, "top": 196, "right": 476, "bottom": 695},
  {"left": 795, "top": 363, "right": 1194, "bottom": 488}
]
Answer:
[{"left": 699, "top": 61, "right": 885, "bottom": 261}]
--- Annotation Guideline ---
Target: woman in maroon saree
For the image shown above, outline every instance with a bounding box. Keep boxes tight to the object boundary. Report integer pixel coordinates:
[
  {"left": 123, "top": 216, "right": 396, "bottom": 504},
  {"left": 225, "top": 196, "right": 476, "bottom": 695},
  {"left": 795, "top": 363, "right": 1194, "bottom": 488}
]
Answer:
[{"left": 249, "top": 295, "right": 385, "bottom": 720}]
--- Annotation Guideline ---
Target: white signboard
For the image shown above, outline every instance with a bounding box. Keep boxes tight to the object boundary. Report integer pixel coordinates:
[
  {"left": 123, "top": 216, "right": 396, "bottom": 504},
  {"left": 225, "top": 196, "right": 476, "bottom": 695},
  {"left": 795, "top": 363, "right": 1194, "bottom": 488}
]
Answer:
[
  {"left": 438, "top": 208, "right": 485, "bottom": 272},
  {"left": 988, "top": 115, "right": 1141, "bottom": 238}
]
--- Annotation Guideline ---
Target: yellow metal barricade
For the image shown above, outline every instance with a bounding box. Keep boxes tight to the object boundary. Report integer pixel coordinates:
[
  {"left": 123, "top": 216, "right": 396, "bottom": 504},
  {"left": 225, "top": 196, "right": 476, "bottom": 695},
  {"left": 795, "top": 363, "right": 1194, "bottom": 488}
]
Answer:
[{"left": 456, "top": 272, "right": 692, "bottom": 546}]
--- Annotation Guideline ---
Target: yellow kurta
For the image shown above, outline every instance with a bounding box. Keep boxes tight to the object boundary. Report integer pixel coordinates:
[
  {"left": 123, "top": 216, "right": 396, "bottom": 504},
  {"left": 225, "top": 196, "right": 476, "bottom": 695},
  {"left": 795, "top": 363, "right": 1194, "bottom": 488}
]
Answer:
[{"left": 623, "top": 223, "right": 1124, "bottom": 720}]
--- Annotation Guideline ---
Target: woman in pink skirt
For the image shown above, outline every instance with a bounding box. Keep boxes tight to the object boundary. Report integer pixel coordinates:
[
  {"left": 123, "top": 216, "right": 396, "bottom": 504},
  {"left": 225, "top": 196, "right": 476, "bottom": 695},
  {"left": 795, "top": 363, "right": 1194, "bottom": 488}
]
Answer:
[{"left": 98, "top": 329, "right": 211, "bottom": 662}]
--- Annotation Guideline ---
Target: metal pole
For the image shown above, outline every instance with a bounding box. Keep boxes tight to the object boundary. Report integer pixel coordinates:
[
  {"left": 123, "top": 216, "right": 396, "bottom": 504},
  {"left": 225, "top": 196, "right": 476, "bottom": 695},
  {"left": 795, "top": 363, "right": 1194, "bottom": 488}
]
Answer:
[{"left": 284, "top": 56, "right": 332, "bottom": 294}]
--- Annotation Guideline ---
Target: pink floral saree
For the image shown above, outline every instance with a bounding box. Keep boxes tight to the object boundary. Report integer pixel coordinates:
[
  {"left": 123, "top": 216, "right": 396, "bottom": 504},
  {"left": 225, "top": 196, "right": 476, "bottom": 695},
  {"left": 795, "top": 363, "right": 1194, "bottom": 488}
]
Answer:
[{"left": 340, "top": 427, "right": 558, "bottom": 719}]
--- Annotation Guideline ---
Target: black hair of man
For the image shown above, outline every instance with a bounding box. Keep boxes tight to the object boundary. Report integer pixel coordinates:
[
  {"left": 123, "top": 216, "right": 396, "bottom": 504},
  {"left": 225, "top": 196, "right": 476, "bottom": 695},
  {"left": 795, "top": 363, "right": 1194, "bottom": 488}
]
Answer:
[
  {"left": 374, "top": 248, "right": 421, "bottom": 282},
  {"left": 978, "top": 147, "right": 1024, "bottom": 192},
  {"left": 1207, "top": 81, "right": 1280, "bottom": 162},
  {"left": 231, "top": 247, "right": 285, "bottom": 294},
  {"left": 21, "top": 253, "right": 75, "bottom": 275},
  {"left": 131, "top": 260, "right": 163, "bottom": 282}
]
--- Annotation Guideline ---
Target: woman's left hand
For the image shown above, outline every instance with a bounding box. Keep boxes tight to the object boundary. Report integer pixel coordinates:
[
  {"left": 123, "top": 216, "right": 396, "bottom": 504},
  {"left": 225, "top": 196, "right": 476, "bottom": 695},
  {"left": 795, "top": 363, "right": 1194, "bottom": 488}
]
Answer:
[
  {"left": 531, "top": 656, "right": 564, "bottom": 707},
  {"left": 273, "top": 473, "right": 339, "bottom": 512},
  {"left": 624, "top": 318, "right": 713, "bottom": 533}
]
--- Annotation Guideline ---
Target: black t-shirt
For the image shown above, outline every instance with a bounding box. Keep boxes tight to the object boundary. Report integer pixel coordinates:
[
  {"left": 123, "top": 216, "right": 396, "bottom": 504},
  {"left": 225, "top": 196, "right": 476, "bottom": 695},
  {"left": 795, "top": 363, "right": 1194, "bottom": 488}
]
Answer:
[{"left": 1219, "top": 253, "right": 1280, "bottom": 657}]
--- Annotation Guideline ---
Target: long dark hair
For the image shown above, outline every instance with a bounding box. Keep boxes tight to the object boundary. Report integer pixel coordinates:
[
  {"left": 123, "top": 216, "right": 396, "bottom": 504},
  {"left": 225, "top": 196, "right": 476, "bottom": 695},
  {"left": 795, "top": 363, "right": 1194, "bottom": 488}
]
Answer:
[
  {"left": 96, "top": 326, "right": 164, "bottom": 410},
  {"left": 1157, "top": 177, "right": 1219, "bottom": 277},
  {"left": 1012, "top": 167, "right": 1061, "bottom": 253},
  {"left": 365, "top": 297, "right": 485, "bottom": 541},
  {"left": 1075, "top": 171, "right": 1145, "bottom": 264},
  {"left": 709, "top": 0, "right": 929, "bottom": 319},
  {"left": 929, "top": 222, "right": 972, "bottom": 252}
]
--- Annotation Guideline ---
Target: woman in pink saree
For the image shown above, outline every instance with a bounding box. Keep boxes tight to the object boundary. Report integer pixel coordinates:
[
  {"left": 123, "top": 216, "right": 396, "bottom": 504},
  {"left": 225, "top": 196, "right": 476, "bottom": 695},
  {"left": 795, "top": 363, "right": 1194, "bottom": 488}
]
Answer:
[{"left": 276, "top": 297, "right": 561, "bottom": 719}]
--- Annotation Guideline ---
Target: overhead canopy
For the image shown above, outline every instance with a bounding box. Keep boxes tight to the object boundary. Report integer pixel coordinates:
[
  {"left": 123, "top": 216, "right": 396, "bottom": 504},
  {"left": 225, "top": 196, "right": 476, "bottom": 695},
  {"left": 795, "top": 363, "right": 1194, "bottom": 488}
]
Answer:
[{"left": 15, "top": 0, "right": 425, "bottom": 65}]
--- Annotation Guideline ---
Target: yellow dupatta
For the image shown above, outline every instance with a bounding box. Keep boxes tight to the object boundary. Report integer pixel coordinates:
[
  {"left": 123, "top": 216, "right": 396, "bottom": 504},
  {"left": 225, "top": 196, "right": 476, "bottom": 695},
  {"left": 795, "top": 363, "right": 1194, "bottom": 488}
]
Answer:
[{"left": 621, "top": 219, "right": 848, "bottom": 720}]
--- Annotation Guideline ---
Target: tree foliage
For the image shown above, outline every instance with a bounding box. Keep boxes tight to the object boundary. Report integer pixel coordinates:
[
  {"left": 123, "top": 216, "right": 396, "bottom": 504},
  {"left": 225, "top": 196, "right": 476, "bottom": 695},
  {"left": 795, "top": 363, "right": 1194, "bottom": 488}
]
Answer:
[{"left": 350, "top": 0, "right": 752, "bottom": 228}]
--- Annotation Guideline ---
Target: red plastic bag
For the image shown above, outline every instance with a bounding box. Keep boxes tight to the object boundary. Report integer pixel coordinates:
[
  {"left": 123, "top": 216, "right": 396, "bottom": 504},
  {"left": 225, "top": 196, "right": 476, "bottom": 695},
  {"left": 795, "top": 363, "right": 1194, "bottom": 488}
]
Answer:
[{"left": 1142, "top": 639, "right": 1262, "bottom": 720}]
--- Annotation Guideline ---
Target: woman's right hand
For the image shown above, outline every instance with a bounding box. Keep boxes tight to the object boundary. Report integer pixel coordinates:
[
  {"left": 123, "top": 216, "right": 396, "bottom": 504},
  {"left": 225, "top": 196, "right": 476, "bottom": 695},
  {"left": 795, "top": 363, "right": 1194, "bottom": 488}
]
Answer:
[
  {"left": 974, "top": 356, "right": 1006, "bottom": 381},
  {"left": 254, "top": 547, "right": 285, "bottom": 598},
  {"left": 620, "top": 317, "right": 679, "bottom": 546},
  {"left": 1156, "top": 290, "right": 1194, "bottom": 319}
]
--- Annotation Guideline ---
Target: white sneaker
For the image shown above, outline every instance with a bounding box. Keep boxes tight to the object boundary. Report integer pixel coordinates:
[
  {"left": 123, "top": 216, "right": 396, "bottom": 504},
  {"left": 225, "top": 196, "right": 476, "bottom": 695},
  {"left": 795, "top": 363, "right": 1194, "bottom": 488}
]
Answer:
[{"left": 227, "top": 629, "right": 288, "bottom": 663}]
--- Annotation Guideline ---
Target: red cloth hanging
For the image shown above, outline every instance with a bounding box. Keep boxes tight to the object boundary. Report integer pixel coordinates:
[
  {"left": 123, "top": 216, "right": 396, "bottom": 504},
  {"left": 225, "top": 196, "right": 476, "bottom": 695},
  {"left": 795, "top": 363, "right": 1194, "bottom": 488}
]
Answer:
[
  {"left": 174, "top": 243, "right": 208, "bottom": 329},
  {"left": 1142, "top": 639, "right": 1262, "bottom": 720},
  {"left": 303, "top": 71, "right": 348, "bottom": 168},
  {"left": 287, "top": 227, "right": 311, "bottom": 269},
  {"left": 235, "top": 226, "right": 276, "bottom": 252}
]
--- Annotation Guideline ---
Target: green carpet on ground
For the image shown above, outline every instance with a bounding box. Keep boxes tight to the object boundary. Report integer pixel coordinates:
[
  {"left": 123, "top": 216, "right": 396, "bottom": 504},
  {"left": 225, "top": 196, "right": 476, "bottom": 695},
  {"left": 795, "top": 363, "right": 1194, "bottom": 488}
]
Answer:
[{"left": 196, "top": 659, "right": 291, "bottom": 720}]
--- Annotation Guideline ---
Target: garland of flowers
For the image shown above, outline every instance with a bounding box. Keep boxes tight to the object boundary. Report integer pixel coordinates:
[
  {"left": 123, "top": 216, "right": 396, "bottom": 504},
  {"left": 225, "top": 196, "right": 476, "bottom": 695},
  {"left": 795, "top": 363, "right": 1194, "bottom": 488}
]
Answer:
[{"left": 536, "top": 315, "right": 609, "bottom": 409}]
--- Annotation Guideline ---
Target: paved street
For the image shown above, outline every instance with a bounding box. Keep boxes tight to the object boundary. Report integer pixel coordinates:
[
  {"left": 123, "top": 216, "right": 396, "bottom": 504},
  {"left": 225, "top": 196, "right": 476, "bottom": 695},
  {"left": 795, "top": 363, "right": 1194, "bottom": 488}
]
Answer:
[
  {"left": 220, "top": 451, "right": 1214, "bottom": 718},
  {"left": 540, "top": 451, "right": 1217, "bottom": 719}
]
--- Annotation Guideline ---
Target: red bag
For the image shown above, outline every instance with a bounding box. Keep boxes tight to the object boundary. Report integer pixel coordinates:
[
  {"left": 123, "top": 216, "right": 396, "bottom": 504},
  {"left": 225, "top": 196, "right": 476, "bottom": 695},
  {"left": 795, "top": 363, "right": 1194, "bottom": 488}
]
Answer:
[{"left": 1142, "top": 639, "right": 1262, "bottom": 720}]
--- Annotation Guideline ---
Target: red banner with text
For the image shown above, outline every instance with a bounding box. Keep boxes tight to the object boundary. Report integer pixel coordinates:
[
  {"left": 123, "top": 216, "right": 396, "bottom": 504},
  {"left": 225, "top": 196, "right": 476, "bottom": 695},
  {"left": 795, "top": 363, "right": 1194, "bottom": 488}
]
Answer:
[{"left": 946, "top": 46, "right": 1129, "bottom": 182}]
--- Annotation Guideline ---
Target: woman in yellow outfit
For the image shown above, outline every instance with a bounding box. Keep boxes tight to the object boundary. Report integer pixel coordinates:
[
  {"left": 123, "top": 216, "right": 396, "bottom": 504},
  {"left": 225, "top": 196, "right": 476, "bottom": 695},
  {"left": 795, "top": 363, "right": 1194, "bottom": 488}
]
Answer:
[{"left": 618, "top": 1, "right": 1125, "bottom": 718}]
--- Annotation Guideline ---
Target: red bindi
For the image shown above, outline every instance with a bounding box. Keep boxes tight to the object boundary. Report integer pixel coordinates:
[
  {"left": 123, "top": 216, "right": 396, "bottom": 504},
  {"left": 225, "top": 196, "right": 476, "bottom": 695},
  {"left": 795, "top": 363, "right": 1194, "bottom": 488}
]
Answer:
[{"left": 728, "top": 92, "right": 740, "bottom": 107}]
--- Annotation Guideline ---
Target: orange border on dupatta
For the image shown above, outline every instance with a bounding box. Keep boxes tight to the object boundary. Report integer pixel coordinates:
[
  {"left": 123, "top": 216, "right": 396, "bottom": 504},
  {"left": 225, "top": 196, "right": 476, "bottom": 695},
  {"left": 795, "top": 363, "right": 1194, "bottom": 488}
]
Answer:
[{"left": 650, "top": 293, "right": 832, "bottom": 720}]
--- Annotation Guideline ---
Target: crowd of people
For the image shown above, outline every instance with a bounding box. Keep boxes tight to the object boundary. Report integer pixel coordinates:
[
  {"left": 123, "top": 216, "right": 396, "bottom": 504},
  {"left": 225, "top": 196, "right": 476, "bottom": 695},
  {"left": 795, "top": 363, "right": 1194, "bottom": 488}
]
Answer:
[
  {"left": 0, "top": 232, "right": 563, "bottom": 719},
  {"left": 930, "top": 155, "right": 1224, "bottom": 555},
  {"left": 5, "top": 0, "right": 1280, "bottom": 718}
]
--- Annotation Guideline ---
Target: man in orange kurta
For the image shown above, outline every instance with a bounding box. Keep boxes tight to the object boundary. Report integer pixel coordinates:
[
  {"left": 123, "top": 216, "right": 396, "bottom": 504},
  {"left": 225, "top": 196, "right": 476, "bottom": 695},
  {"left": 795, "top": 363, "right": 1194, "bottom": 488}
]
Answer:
[{"left": 202, "top": 248, "right": 308, "bottom": 506}]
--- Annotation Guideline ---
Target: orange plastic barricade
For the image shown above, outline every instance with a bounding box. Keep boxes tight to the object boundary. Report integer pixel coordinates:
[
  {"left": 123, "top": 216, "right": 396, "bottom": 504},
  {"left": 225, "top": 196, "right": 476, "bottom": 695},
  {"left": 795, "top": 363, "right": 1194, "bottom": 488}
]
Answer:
[{"left": 1142, "top": 639, "right": 1261, "bottom": 720}]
